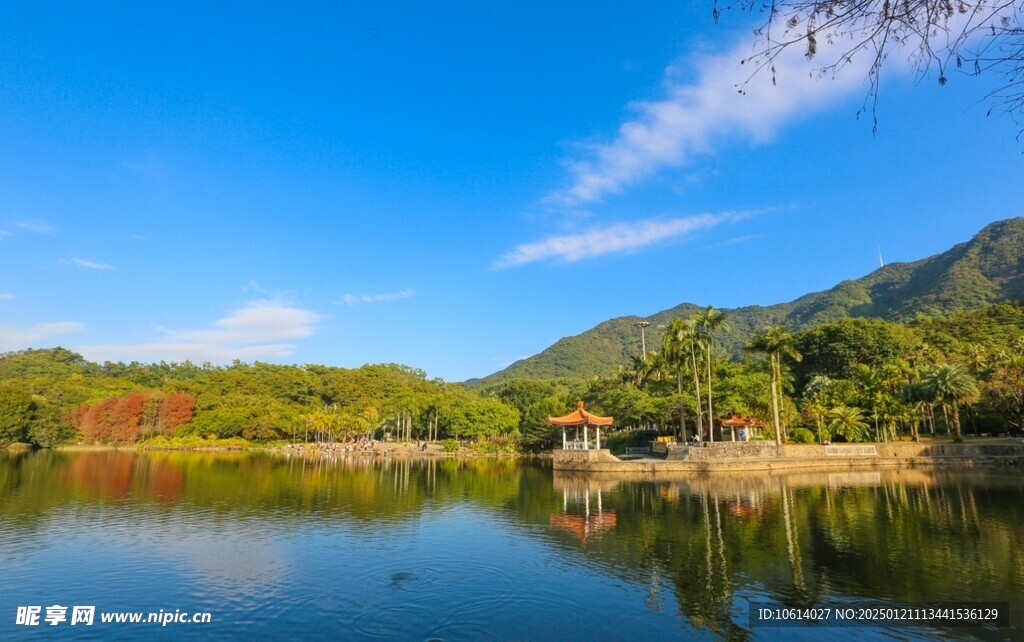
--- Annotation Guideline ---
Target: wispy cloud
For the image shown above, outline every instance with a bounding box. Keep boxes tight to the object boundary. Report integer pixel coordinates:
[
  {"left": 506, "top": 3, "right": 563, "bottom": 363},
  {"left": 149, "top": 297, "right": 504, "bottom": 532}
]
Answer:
[
  {"left": 494, "top": 210, "right": 755, "bottom": 268},
  {"left": 701, "top": 233, "right": 763, "bottom": 251},
  {"left": 0, "top": 322, "right": 84, "bottom": 351},
  {"left": 170, "top": 300, "right": 323, "bottom": 343},
  {"left": 546, "top": 31, "right": 877, "bottom": 207},
  {"left": 77, "top": 300, "right": 324, "bottom": 364},
  {"left": 0, "top": 293, "right": 14, "bottom": 300},
  {"left": 65, "top": 257, "right": 114, "bottom": 270},
  {"left": 341, "top": 289, "right": 414, "bottom": 305},
  {"left": 16, "top": 220, "right": 53, "bottom": 234}
]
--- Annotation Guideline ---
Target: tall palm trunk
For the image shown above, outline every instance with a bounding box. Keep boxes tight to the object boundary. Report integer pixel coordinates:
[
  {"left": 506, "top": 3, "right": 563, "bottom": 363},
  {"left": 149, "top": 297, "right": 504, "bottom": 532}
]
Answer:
[
  {"left": 690, "top": 343, "right": 704, "bottom": 438},
  {"left": 706, "top": 346, "right": 715, "bottom": 443},
  {"left": 676, "top": 368, "right": 688, "bottom": 440},
  {"left": 770, "top": 353, "right": 782, "bottom": 446}
]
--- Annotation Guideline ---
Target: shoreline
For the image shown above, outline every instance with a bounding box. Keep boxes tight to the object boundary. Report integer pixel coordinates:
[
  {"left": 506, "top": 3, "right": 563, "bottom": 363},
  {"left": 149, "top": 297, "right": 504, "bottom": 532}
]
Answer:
[
  {"left": 552, "top": 441, "right": 1024, "bottom": 474},
  {"left": 1, "top": 442, "right": 539, "bottom": 459}
]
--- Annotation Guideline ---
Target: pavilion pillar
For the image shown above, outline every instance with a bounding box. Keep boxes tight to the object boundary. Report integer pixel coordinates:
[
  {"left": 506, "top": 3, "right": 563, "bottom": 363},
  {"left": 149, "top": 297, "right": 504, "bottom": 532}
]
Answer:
[
  {"left": 562, "top": 427, "right": 566, "bottom": 449},
  {"left": 596, "top": 426, "right": 601, "bottom": 449},
  {"left": 583, "top": 425, "right": 589, "bottom": 450}
]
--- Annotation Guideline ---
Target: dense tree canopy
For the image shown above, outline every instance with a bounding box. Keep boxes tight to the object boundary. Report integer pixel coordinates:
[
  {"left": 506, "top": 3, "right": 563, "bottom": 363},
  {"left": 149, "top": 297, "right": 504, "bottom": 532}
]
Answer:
[{"left": 1, "top": 300, "right": 1023, "bottom": 450}]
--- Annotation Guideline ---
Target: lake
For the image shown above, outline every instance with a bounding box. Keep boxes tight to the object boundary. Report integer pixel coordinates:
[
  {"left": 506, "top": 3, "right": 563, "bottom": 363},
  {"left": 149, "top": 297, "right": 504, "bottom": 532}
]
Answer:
[{"left": 1, "top": 450, "right": 1021, "bottom": 640}]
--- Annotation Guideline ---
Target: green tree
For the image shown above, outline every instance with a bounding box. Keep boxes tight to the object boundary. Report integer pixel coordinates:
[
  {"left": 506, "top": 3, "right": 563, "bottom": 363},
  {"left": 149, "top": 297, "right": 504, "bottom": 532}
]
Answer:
[
  {"left": 659, "top": 317, "right": 705, "bottom": 437},
  {"left": 521, "top": 395, "right": 570, "bottom": 450},
  {"left": 794, "top": 318, "right": 920, "bottom": 390},
  {"left": 923, "top": 363, "right": 980, "bottom": 437},
  {"left": 26, "top": 397, "right": 75, "bottom": 448},
  {"left": 0, "top": 385, "right": 35, "bottom": 446},
  {"left": 827, "top": 405, "right": 870, "bottom": 442},
  {"left": 746, "top": 326, "right": 802, "bottom": 446},
  {"left": 983, "top": 354, "right": 1024, "bottom": 433},
  {"left": 446, "top": 398, "right": 519, "bottom": 441},
  {"left": 695, "top": 306, "right": 729, "bottom": 442}
]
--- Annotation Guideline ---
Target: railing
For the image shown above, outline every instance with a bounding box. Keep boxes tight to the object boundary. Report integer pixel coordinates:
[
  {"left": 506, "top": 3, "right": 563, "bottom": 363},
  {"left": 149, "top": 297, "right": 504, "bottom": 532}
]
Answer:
[
  {"left": 825, "top": 445, "right": 878, "bottom": 457},
  {"left": 563, "top": 441, "right": 589, "bottom": 450},
  {"left": 624, "top": 447, "right": 649, "bottom": 455}
]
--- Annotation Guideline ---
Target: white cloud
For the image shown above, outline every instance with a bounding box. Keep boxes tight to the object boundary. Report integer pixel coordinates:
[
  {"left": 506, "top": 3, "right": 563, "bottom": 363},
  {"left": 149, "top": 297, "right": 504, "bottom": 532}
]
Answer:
[
  {"left": 16, "top": 220, "right": 53, "bottom": 234},
  {"left": 65, "top": 257, "right": 114, "bottom": 270},
  {"left": 76, "top": 300, "right": 324, "bottom": 364},
  {"left": 493, "top": 210, "right": 755, "bottom": 268},
  {"left": 0, "top": 322, "right": 84, "bottom": 351},
  {"left": 341, "top": 289, "right": 414, "bottom": 305},
  {"left": 546, "top": 31, "right": 879, "bottom": 207},
  {"left": 0, "top": 293, "right": 14, "bottom": 300},
  {"left": 171, "top": 300, "right": 323, "bottom": 343}
]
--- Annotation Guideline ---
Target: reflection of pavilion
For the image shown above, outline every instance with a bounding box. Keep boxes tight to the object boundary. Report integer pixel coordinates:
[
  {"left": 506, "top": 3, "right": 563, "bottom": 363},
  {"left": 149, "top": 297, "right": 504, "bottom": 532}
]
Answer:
[
  {"left": 550, "top": 401, "right": 613, "bottom": 450},
  {"left": 549, "top": 474, "right": 617, "bottom": 546}
]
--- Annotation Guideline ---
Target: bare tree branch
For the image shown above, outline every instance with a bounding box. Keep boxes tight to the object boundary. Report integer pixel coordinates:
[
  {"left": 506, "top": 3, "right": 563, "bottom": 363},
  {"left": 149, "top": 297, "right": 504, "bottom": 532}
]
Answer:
[{"left": 717, "top": 0, "right": 1024, "bottom": 134}]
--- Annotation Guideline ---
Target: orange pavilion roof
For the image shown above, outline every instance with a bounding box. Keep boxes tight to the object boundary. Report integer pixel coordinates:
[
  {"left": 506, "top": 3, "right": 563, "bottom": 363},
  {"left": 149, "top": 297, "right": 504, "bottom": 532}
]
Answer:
[
  {"left": 720, "top": 415, "right": 764, "bottom": 427},
  {"left": 549, "top": 401, "right": 613, "bottom": 427},
  {"left": 549, "top": 511, "right": 617, "bottom": 545}
]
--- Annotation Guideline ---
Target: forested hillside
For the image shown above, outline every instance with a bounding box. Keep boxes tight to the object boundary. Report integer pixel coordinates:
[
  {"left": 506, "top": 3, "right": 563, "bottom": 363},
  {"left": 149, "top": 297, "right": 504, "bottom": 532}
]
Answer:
[
  {"left": 1, "top": 302, "right": 1023, "bottom": 450},
  {"left": 475, "top": 217, "right": 1024, "bottom": 385},
  {"left": 0, "top": 350, "right": 518, "bottom": 449}
]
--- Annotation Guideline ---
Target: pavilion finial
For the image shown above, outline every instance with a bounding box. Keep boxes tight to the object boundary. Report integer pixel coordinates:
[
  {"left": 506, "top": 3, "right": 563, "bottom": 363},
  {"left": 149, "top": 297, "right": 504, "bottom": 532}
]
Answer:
[{"left": 576, "top": 400, "right": 585, "bottom": 410}]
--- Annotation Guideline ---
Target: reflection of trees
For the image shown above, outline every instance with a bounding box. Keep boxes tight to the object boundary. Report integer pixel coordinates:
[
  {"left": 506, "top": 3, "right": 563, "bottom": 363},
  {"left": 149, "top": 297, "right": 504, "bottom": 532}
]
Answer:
[
  {"left": 0, "top": 451, "right": 532, "bottom": 528},
  {"left": 552, "top": 470, "right": 1024, "bottom": 636},
  {"left": 3, "top": 452, "right": 1023, "bottom": 635}
]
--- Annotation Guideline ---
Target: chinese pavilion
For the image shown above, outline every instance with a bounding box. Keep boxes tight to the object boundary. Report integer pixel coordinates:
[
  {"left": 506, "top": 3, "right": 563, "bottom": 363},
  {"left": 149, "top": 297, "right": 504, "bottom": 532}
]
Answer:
[{"left": 549, "top": 401, "right": 613, "bottom": 450}]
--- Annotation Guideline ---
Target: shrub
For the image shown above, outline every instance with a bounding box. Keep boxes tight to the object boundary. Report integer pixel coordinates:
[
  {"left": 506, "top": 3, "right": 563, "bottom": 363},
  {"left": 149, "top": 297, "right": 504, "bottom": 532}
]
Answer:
[
  {"left": 140, "top": 435, "right": 253, "bottom": 450},
  {"left": 788, "top": 427, "right": 816, "bottom": 444},
  {"left": 441, "top": 438, "right": 460, "bottom": 452},
  {"left": 468, "top": 436, "right": 519, "bottom": 454}
]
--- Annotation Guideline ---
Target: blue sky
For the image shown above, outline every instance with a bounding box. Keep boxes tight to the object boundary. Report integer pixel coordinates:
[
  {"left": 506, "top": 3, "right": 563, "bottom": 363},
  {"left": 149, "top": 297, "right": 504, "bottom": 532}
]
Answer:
[{"left": 1, "top": 1, "right": 1022, "bottom": 381}]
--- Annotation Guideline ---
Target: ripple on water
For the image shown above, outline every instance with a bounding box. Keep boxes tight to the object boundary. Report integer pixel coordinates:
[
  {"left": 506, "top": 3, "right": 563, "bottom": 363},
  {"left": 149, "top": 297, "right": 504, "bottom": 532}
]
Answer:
[{"left": 351, "top": 602, "right": 436, "bottom": 639}]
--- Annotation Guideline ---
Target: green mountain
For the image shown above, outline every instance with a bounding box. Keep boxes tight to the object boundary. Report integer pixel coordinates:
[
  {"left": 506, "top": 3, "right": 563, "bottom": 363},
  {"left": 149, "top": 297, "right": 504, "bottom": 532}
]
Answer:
[{"left": 473, "top": 217, "right": 1024, "bottom": 385}]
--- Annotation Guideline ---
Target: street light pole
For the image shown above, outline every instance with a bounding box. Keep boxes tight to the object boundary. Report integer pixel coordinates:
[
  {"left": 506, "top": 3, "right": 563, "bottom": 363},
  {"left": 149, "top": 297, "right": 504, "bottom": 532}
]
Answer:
[{"left": 634, "top": 320, "right": 650, "bottom": 362}]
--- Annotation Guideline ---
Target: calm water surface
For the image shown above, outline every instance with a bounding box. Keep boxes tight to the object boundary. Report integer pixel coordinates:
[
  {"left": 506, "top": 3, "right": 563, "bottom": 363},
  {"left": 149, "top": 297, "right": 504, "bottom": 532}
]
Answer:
[{"left": 0, "top": 450, "right": 1022, "bottom": 641}]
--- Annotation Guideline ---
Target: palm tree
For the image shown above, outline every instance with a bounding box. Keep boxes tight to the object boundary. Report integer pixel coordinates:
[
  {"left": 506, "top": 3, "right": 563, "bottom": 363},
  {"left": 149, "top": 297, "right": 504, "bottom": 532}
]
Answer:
[
  {"left": 662, "top": 317, "right": 705, "bottom": 438},
  {"left": 660, "top": 319, "right": 693, "bottom": 438},
  {"left": 922, "top": 363, "right": 979, "bottom": 438},
  {"left": 827, "top": 405, "right": 869, "bottom": 442},
  {"left": 621, "top": 354, "right": 655, "bottom": 388},
  {"left": 695, "top": 306, "right": 729, "bottom": 443},
  {"left": 802, "top": 398, "right": 829, "bottom": 443},
  {"left": 746, "top": 325, "right": 801, "bottom": 446}
]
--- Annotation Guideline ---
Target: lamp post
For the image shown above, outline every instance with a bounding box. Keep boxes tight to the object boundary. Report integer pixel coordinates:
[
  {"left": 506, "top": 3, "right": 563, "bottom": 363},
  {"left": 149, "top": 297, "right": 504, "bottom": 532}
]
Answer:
[{"left": 634, "top": 320, "right": 650, "bottom": 362}]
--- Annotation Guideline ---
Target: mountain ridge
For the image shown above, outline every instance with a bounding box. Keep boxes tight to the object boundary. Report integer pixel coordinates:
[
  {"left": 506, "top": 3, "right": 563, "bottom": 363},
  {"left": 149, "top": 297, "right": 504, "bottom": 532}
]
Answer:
[{"left": 470, "top": 217, "right": 1024, "bottom": 385}]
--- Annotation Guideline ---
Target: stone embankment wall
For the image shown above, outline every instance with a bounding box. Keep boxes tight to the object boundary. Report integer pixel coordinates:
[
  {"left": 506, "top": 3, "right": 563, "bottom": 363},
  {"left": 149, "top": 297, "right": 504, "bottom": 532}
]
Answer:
[
  {"left": 552, "top": 442, "right": 1024, "bottom": 473},
  {"left": 552, "top": 449, "right": 623, "bottom": 466}
]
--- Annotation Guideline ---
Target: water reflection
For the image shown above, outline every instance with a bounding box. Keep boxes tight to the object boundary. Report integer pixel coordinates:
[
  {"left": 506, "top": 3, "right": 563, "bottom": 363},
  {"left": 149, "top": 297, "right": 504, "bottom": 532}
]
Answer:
[
  {"left": 549, "top": 477, "right": 617, "bottom": 547},
  {"left": 553, "top": 469, "right": 1024, "bottom": 639},
  {"left": 0, "top": 450, "right": 1021, "bottom": 640}
]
